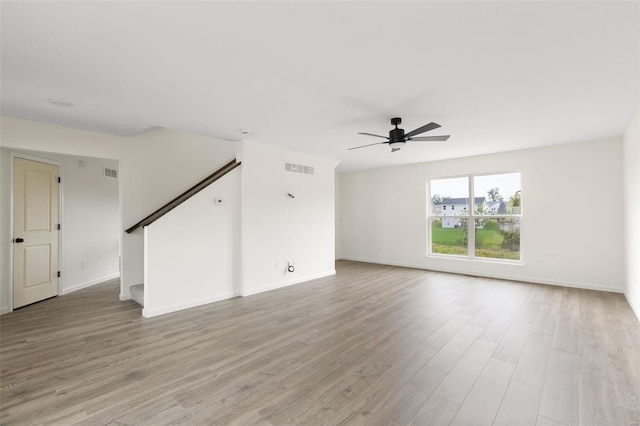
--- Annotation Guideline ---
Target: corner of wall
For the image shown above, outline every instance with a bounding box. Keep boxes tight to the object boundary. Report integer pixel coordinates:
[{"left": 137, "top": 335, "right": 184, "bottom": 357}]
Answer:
[
  {"left": 623, "top": 110, "right": 640, "bottom": 322},
  {"left": 335, "top": 171, "right": 342, "bottom": 260},
  {"left": 625, "top": 293, "right": 640, "bottom": 322}
]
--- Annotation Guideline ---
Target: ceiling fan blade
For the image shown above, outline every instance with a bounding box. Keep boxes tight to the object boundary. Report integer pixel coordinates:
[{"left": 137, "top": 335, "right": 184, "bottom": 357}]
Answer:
[
  {"left": 408, "top": 135, "right": 450, "bottom": 142},
  {"left": 404, "top": 122, "right": 441, "bottom": 138},
  {"left": 391, "top": 148, "right": 401, "bottom": 153},
  {"left": 348, "top": 142, "right": 386, "bottom": 150},
  {"left": 358, "top": 132, "right": 389, "bottom": 139}
]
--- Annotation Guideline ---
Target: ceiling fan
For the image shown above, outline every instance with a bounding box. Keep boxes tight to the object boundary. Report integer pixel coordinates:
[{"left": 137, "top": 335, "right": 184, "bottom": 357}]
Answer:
[{"left": 349, "top": 117, "right": 450, "bottom": 153}]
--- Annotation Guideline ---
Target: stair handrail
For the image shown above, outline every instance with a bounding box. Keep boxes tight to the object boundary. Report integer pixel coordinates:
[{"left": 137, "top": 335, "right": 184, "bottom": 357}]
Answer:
[{"left": 125, "top": 159, "right": 241, "bottom": 233}]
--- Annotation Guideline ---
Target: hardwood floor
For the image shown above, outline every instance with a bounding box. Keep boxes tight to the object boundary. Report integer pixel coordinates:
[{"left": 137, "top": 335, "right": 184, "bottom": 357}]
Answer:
[{"left": 1, "top": 260, "right": 639, "bottom": 425}]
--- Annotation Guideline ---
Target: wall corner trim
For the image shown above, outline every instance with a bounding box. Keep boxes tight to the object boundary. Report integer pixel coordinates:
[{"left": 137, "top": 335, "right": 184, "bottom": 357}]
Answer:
[
  {"left": 241, "top": 270, "right": 336, "bottom": 297},
  {"left": 339, "top": 256, "right": 624, "bottom": 294},
  {"left": 61, "top": 273, "right": 120, "bottom": 295},
  {"left": 624, "top": 292, "right": 640, "bottom": 323},
  {"left": 142, "top": 291, "right": 238, "bottom": 318}
]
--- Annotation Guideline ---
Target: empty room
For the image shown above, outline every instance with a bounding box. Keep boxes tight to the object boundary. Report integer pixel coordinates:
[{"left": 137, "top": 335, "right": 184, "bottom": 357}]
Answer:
[{"left": 1, "top": 1, "right": 639, "bottom": 425}]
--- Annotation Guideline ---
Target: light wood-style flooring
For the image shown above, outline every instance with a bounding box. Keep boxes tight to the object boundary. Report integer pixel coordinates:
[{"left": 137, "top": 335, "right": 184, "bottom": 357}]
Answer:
[{"left": 2, "top": 261, "right": 639, "bottom": 425}]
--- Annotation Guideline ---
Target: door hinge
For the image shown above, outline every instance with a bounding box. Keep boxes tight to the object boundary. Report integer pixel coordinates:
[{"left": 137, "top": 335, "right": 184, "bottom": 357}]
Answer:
[
  {"left": 57, "top": 224, "right": 61, "bottom": 230},
  {"left": 58, "top": 177, "right": 61, "bottom": 183},
  {"left": 57, "top": 271, "right": 61, "bottom": 278}
]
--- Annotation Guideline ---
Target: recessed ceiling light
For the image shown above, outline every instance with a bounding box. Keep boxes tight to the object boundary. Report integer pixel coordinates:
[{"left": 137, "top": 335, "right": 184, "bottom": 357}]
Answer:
[{"left": 48, "top": 99, "right": 74, "bottom": 108}]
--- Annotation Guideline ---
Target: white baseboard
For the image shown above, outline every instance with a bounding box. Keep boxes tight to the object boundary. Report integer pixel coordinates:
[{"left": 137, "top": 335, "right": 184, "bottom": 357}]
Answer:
[
  {"left": 142, "top": 291, "right": 238, "bottom": 318},
  {"left": 61, "top": 273, "right": 121, "bottom": 295},
  {"left": 119, "top": 293, "right": 131, "bottom": 301},
  {"left": 0, "top": 306, "right": 11, "bottom": 315},
  {"left": 625, "top": 293, "right": 640, "bottom": 322},
  {"left": 241, "top": 270, "right": 336, "bottom": 297},
  {"left": 339, "top": 256, "right": 624, "bottom": 294}
]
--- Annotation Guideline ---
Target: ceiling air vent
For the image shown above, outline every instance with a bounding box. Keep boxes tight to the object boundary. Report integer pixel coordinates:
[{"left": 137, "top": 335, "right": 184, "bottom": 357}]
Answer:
[
  {"left": 104, "top": 167, "right": 118, "bottom": 179},
  {"left": 284, "top": 162, "right": 314, "bottom": 176}
]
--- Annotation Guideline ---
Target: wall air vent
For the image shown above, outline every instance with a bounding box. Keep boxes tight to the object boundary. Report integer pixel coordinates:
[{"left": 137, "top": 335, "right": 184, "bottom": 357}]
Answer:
[
  {"left": 284, "top": 162, "right": 314, "bottom": 176},
  {"left": 104, "top": 167, "right": 118, "bottom": 179}
]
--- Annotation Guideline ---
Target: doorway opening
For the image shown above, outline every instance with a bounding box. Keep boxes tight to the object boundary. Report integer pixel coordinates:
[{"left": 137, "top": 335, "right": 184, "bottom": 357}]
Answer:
[{"left": 6, "top": 150, "right": 121, "bottom": 312}]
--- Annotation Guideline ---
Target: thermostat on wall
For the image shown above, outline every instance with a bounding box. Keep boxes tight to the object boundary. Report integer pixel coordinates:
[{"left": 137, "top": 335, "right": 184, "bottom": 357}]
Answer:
[{"left": 215, "top": 198, "right": 224, "bottom": 205}]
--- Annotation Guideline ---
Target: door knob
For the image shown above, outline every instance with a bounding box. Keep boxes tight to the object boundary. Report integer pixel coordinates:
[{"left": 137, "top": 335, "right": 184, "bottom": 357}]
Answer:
[{"left": 14, "top": 238, "right": 24, "bottom": 243}]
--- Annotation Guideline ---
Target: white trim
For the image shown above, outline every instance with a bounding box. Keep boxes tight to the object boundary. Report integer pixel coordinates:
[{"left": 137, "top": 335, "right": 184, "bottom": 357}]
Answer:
[
  {"left": 60, "top": 273, "right": 120, "bottom": 295},
  {"left": 625, "top": 292, "right": 640, "bottom": 322},
  {"left": 340, "top": 256, "right": 624, "bottom": 294},
  {"left": 143, "top": 227, "right": 148, "bottom": 308},
  {"left": 142, "top": 291, "right": 238, "bottom": 318},
  {"left": 118, "top": 159, "right": 125, "bottom": 305},
  {"left": 0, "top": 306, "right": 11, "bottom": 315},
  {"left": 241, "top": 269, "right": 337, "bottom": 297},
  {"left": 119, "top": 292, "right": 131, "bottom": 301},
  {"left": 9, "top": 152, "right": 63, "bottom": 313}
]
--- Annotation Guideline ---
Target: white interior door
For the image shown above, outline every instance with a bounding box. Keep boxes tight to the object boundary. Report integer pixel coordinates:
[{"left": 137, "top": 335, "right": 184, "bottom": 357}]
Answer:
[{"left": 13, "top": 157, "right": 60, "bottom": 309}]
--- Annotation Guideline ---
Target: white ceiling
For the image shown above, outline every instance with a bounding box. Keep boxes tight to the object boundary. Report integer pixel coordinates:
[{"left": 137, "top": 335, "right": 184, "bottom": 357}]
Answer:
[{"left": 1, "top": 1, "right": 638, "bottom": 171}]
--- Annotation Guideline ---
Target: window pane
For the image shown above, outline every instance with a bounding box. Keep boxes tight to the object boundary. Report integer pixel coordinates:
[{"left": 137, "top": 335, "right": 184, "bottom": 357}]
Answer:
[
  {"left": 430, "top": 176, "right": 470, "bottom": 216},
  {"left": 473, "top": 173, "right": 521, "bottom": 215},
  {"left": 475, "top": 217, "right": 520, "bottom": 260},
  {"left": 431, "top": 217, "right": 469, "bottom": 256}
]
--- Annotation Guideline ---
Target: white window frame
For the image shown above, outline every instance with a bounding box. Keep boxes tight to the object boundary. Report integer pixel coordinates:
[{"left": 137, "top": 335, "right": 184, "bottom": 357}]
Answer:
[{"left": 427, "top": 172, "right": 523, "bottom": 263}]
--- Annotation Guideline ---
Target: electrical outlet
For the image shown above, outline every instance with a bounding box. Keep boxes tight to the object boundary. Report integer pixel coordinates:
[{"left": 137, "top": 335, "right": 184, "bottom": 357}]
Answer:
[{"left": 81, "top": 261, "right": 86, "bottom": 269}]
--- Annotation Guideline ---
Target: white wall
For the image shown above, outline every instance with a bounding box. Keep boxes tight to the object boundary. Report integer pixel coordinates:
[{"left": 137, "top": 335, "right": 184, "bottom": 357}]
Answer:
[
  {"left": 624, "top": 111, "right": 640, "bottom": 319},
  {"left": 239, "top": 140, "right": 339, "bottom": 296},
  {"left": 119, "top": 127, "right": 236, "bottom": 299},
  {"left": 0, "top": 148, "right": 11, "bottom": 313},
  {"left": 1, "top": 117, "right": 339, "bottom": 317},
  {"left": 143, "top": 168, "right": 240, "bottom": 318},
  {"left": 335, "top": 171, "right": 342, "bottom": 260},
  {"left": 59, "top": 155, "right": 119, "bottom": 293},
  {"left": 0, "top": 118, "right": 123, "bottom": 313},
  {"left": 1, "top": 149, "right": 121, "bottom": 300},
  {"left": 339, "top": 139, "right": 625, "bottom": 292},
  {"left": 0, "top": 116, "right": 236, "bottom": 308}
]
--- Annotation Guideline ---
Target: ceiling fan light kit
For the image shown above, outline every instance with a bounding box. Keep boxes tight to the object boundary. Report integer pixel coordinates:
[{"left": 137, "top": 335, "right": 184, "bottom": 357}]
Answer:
[
  {"left": 350, "top": 117, "right": 450, "bottom": 153},
  {"left": 390, "top": 141, "right": 406, "bottom": 152}
]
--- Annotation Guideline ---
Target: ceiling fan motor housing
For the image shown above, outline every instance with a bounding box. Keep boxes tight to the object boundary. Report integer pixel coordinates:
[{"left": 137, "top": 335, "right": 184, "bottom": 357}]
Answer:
[
  {"left": 389, "top": 127, "right": 405, "bottom": 142},
  {"left": 389, "top": 117, "right": 405, "bottom": 142}
]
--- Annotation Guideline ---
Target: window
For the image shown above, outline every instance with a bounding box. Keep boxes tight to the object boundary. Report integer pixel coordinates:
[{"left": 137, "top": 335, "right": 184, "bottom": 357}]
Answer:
[{"left": 429, "top": 173, "right": 521, "bottom": 260}]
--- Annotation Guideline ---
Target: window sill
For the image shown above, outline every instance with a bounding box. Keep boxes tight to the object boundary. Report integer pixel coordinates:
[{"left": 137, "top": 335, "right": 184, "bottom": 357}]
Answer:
[{"left": 426, "top": 253, "right": 525, "bottom": 266}]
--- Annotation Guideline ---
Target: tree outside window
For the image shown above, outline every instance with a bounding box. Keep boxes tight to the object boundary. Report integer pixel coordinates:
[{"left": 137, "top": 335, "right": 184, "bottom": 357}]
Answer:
[{"left": 429, "top": 173, "right": 521, "bottom": 260}]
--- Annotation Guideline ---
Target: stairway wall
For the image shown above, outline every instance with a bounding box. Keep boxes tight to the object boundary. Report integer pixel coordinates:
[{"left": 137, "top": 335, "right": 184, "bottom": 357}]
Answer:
[{"left": 143, "top": 168, "right": 240, "bottom": 317}]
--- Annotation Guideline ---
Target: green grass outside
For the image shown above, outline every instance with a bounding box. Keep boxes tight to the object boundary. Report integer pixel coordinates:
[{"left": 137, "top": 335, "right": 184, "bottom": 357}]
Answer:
[
  {"left": 431, "top": 244, "right": 468, "bottom": 255},
  {"left": 475, "top": 248, "right": 520, "bottom": 260},
  {"left": 475, "top": 220, "right": 503, "bottom": 249},
  {"left": 431, "top": 222, "right": 466, "bottom": 245},
  {"left": 431, "top": 219, "right": 519, "bottom": 260}
]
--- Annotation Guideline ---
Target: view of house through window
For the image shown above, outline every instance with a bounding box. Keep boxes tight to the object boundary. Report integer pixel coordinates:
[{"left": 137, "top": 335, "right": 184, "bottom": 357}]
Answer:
[{"left": 429, "top": 173, "right": 521, "bottom": 260}]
